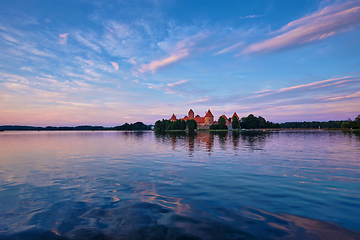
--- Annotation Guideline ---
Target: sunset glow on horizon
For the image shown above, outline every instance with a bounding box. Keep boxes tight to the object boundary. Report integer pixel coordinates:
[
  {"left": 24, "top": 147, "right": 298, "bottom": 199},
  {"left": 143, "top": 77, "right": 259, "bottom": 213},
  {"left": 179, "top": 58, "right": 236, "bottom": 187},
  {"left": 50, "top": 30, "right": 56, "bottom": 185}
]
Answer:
[{"left": 1, "top": 0, "right": 360, "bottom": 126}]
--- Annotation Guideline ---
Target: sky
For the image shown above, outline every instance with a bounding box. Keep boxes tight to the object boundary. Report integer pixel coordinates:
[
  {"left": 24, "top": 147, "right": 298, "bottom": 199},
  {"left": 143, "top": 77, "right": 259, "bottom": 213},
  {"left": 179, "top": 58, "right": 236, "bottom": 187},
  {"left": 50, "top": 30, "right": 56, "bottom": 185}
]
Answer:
[{"left": 0, "top": 0, "right": 360, "bottom": 126}]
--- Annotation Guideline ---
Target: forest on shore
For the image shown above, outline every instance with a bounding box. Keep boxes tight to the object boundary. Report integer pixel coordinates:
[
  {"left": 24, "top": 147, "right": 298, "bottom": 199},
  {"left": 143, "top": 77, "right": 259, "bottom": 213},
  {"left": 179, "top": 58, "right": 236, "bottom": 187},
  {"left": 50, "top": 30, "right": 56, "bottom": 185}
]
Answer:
[
  {"left": 0, "top": 122, "right": 152, "bottom": 131},
  {"left": 154, "top": 114, "right": 360, "bottom": 132},
  {"left": 1, "top": 115, "right": 359, "bottom": 132}
]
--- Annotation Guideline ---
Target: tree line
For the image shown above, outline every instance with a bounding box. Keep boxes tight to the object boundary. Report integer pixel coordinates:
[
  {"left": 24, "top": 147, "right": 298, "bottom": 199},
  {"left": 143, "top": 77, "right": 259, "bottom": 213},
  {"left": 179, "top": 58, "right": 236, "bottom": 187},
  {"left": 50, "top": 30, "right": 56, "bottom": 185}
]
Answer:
[
  {"left": 153, "top": 113, "right": 360, "bottom": 132},
  {"left": 341, "top": 115, "right": 360, "bottom": 129},
  {"left": 0, "top": 122, "right": 152, "bottom": 131},
  {"left": 211, "top": 114, "right": 358, "bottom": 129},
  {"left": 115, "top": 122, "right": 151, "bottom": 130},
  {"left": 239, "top": 114, "right": 360, "bottom": 129},
  {"left": 154, "top": 119, "right": 197, "bottom": 132}
]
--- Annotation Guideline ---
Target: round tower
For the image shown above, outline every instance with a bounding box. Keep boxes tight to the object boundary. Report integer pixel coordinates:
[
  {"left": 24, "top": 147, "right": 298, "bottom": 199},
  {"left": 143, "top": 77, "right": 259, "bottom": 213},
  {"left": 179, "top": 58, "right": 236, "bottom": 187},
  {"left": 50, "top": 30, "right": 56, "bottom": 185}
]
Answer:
[
  {"left": 204, "top": 109, "right": 214, "bottom": 124},
  {"left": 188, "top": 109, "right": 194, "bottom": 118}
]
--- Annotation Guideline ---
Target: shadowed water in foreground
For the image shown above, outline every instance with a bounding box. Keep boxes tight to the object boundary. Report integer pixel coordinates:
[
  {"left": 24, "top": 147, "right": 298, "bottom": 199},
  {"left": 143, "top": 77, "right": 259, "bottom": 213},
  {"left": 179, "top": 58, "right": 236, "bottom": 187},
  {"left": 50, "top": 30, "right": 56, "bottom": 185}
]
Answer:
[{"left": 0, "top": 131, "right": 359, "bottom": 239}]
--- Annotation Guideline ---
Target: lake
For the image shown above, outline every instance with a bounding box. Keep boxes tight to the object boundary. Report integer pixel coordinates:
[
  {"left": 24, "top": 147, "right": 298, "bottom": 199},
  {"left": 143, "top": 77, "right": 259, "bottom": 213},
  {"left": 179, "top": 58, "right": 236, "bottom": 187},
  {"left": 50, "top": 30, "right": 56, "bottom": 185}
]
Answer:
[{"left": 0, "top": 130, "right": 359, "bottom": 240}]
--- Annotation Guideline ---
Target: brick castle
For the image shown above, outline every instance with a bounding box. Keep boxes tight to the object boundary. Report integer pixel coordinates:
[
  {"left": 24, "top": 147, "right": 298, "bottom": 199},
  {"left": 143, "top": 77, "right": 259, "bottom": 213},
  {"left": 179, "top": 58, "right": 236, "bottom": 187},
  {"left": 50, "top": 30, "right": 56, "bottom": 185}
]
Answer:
[{"left": 170, "top": 109, "right": 239, "bottom": 129}]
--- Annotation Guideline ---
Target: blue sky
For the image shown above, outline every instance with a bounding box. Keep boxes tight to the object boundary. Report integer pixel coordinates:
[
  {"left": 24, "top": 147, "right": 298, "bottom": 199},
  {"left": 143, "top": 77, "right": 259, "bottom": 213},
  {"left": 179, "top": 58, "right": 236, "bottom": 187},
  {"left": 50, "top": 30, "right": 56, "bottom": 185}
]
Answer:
[{"left": 0, "top": 0, "right": 359, "bottom": 126}]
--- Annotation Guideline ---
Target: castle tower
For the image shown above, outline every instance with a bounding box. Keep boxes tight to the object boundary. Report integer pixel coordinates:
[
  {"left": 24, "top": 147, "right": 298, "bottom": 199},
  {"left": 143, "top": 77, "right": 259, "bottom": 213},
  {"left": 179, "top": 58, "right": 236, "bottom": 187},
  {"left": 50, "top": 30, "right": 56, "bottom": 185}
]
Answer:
[
  {"left": 170, "top": 114, "right": 177, "bottom": 122},
  {"left": 188, "top": 109, "right": 194, "bottom": 118},
  {"left": 231, "top": 112, "right": 239, "bottom": 122},
  {"left": 204, "top": 109, "right": 214, "bottom": 125}
]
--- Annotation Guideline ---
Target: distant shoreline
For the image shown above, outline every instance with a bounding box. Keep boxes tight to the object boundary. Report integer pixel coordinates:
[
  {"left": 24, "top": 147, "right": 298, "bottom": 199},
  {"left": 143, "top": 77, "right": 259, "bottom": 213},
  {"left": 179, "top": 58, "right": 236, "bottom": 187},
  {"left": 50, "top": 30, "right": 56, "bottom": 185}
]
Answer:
[{"left": 0, "top": 123, "right": 152, "bottom": 131}]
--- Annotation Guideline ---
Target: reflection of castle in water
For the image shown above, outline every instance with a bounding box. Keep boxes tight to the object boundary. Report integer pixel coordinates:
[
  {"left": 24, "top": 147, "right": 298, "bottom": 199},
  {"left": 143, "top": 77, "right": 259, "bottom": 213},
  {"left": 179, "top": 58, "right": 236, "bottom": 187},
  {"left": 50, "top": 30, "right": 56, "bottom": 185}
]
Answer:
[{"left": 155, "top": 131, "right": 270, "bottom": 156}]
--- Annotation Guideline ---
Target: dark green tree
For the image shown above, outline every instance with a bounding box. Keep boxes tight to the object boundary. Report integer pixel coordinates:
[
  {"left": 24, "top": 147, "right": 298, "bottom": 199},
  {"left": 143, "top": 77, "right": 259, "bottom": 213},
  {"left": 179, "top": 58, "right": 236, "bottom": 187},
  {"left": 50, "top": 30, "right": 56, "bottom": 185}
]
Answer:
[
  {"left": 258, "top": 116, "right": 266, "bottom": 128},
  {"left": 354, "top": 115, "right": 360, "bottom": 129},
  {"left": 341, "top": 121, "right": 351, "bottom": 129},
  {"left": 210, "top": 124, "right": 219, "bottom": 130},
  {"left": 218, "top": 116, "right": 228, "bottom": 129},
  {"left": 186, "top": 119, "right": 197, "bottom": 131},
  {"left": 232, "top": 116, "right": 239, "bottom": 129},
  {"left": 241, "top": 114, "right": 259, "bottom": 129},
  {"left": 154, "top": 120, "right": 165, "bottom": 132}
]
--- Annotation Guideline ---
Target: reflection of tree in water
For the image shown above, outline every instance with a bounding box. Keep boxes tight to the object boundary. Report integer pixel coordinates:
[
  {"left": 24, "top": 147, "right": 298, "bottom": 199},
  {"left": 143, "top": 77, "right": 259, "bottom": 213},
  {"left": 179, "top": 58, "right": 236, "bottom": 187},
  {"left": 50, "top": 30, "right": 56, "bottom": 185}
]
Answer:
[
  {"left": 187, "top": 132, "right": 195, "bottom": 157},
  {"left": 154, "top": 131, "right": 270, "bottom": 154},
  {"left": 240, "top": 132, "right": 268, "bottom": 151},
  {"left": 353, "top": 131, "right": 360, "bottom": 142},
  {"left": 211, "top": 132, "right": 228, "bottom": 150},
  {"left": 120, "top": 131, "right": 146, "bottom": 141},
  {"left": 154, "top": 132, "right": 186, "bottom": 151},
  {"left": 232, "top": 131, "right": 240, "bottom": 151},
  {"left": 345, "top": 130, "right": 360, "bottom": 144}
]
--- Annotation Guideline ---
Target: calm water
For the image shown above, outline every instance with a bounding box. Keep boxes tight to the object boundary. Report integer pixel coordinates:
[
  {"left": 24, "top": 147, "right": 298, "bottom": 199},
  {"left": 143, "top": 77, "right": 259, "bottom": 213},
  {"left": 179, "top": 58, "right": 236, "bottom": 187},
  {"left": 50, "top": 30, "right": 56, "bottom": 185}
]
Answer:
[{"left": 0, "top": 130, "right": 359, "bottom": 240}]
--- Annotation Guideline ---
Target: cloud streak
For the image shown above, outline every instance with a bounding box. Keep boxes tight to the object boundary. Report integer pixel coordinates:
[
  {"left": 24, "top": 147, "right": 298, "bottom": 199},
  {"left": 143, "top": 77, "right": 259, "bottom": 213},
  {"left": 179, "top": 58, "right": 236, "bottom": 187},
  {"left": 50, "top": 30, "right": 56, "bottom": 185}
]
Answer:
[
  {"left": 59, "top": 33, "right": 68, "bottom": 45},
  {"left": 139, "top": 50, "right": 189, "bottom": 73},
  {"left": 139, "top": 31, "right": 208, "bottom": 73},
  {"left": 243, "top": 2, "right": 360, "bottom": 54},
  {"left": 322, "top": 90, "right": 360, "bottom": 101},
  {"left": 148, "top": 80, "right": 189, "bottom": 96}
]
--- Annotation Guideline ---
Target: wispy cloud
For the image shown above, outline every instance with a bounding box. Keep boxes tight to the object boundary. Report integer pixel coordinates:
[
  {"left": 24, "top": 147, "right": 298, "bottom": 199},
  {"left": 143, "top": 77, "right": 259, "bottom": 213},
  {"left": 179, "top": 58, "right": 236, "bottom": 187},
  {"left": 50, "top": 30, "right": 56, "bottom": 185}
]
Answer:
[
  {"left": 187, "top": 98, "right": 210, "bottom": 105},
  {"left": 73, "top": 31, "right": 101, "bottom": 52},
  {"left": 246, "top": 76, "right": 356, "bottom": 100},
  {"left": 148, "top": 80, "right": 189, "bottom": 96},
  {"left": 277, "top": 76, "right": 351, "bottom": 92},
  {"left": 321, "top": 90, "right": 360, "bottom": 101},
  {"left": 59, "top": 33, "right": 68, "bottom": 45},
  {"left": 139, "top": 50, "right": 189, "bottom": 73},
  {"left": 0, "top": 33, "right": 18, "bottom": 43},
  {"left": 139, "top": 31, "right": 208, "bottom": 73},
  {"left": 239, "top": 15, "right": 264, "bottom": 19},
  {"left": 243, "top": 1, "right": 360, "bottom": 54},
  {"left": 214, "top": 42, "right": 244, "bottom": 55}
]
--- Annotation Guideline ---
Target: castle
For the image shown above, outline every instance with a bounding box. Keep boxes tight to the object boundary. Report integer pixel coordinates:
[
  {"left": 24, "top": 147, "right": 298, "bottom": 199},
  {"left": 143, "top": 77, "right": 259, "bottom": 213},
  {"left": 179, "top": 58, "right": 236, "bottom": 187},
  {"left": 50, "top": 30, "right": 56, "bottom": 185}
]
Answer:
[{"left": 170, "top": 109, "right": 239, "bottom": 129}]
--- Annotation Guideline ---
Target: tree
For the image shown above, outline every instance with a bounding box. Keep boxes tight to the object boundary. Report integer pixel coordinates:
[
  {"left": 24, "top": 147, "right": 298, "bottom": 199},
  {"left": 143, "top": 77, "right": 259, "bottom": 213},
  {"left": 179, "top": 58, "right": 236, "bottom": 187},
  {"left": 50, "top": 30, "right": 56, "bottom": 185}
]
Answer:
[
  {"left": 186, "top": 119, "right": 197, "bottom": 131},
  {"left": 354, "top": 115, "right": 360, "bottom": 129},
  {"left": 240, "top": 114, "right": 275, "bottom": 129},
  {"left": 241, "top": 114, "right": 258, "bottom": 129},
  {"left": 232, "top": 116, "right": 239, "bottom": 129},
  {"left": 341, "top": 121, "right": 351, "bottom": 129},
  {"left": 258, "top": 116, "right": 266, "bottom": 128},
  {"left": 154, "top": 120, "right": 165, "bottom": 132},
  {"left": 218, "top": 116, "right": 228, "bottom": 129}
]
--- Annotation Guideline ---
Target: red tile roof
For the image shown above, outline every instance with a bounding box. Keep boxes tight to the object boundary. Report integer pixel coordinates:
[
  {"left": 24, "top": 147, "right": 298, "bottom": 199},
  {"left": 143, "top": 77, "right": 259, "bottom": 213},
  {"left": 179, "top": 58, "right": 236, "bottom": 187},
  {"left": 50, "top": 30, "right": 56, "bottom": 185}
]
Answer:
[
  {"left": 194, "top": 116, "right": 205, "bottom": 123},
  {"left": 205, "top": 110, "right": 213, "bottom": 117},
  {"left": 232, "top": 112, "right": 239, "bottom": 119},
  {"left": 220, "top": 114, "right": 228, "bottom": 120},
  {"left": 170, "top": 114, "right": 177, "bottom": 121}
]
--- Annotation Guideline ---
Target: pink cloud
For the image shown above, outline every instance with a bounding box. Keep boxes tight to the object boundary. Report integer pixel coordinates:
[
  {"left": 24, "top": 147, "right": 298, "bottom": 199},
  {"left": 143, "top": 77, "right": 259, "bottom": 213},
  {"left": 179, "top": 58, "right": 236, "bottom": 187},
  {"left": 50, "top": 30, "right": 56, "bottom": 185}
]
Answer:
[
  {"left": 322, "top": 90, "right": 360, "bottom": 101},
  {"left": 243, "top": 2, "right": 360, "bottom": 54},
  {"left": 273, "top": 1, "right": 360, "bottom": 34},
  {"left": 248, "top": 76, "right": 354, "bottom": 99},
  {"left": 139, "top": 32, "right": 208, "bottom": 73},
  {"left": 110, "top": 61, "right": 119, "bottom": 71},
  {"left": 139, "top": 49, "right": 189, "bottom": 73},
  {"left": 59, "top": 33, "right": 68, "bottom": 45},
  {"left": 187, "top": 98, "right": 210, "bottom": 104},
  {"left": 277, "top": 76, "right": 350, "bottom": 92}
]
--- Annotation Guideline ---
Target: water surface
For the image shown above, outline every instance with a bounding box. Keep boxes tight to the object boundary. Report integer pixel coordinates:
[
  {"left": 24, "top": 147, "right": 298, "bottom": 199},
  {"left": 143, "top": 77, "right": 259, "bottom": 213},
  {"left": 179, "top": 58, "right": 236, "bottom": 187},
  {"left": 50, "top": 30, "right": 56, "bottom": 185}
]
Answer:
[{"left": 0, "top": 130, "right": 359, "bottom": 239}]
